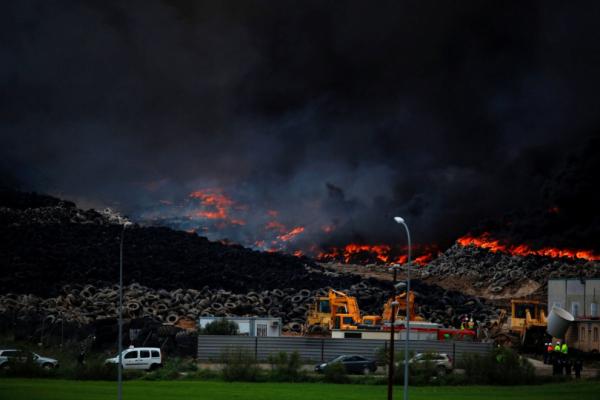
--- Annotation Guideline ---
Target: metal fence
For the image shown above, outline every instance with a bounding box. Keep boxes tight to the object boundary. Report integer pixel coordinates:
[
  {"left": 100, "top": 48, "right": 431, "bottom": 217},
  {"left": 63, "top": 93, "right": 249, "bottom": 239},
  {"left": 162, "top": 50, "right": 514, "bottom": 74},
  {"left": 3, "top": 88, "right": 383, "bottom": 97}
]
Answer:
[{"left": 197, "top": 335, "right": 493, "bottom": 363}]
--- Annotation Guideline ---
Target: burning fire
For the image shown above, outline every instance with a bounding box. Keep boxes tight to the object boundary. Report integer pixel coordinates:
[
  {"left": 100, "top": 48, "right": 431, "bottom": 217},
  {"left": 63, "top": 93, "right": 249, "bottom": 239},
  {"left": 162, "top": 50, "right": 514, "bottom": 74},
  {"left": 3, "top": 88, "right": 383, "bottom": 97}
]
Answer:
[
  {"left": 457, "top": 233, "right": 600, "bottom": 261},
  {"left": 277, "top": 226, "right": 305, "bottom": 242},
  {"left": 317, "top": 243, "right": 436, "bottom": 265},
  {"left": 189, "top": 189, "right": 232, "bottom": 219},
  {"left": 343, "top": 244, "right": 391, "bottom": 263},
  {"left": 150, "top": 187, "right": 437, "bottom": 265},
  {"left": 188, "top": 189, "right": 245, "bottom": 226}
]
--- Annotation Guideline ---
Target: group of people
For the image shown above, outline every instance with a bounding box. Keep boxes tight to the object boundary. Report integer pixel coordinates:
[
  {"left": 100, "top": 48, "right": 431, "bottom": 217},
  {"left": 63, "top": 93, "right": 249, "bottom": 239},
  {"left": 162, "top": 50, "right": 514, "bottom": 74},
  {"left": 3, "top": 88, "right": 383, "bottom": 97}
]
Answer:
[
  {"left": 544, "top": 340, "right": 584, "bottom": 379},
  {"left": 459, "top": 315, "right": 476, "bottom": 330}
]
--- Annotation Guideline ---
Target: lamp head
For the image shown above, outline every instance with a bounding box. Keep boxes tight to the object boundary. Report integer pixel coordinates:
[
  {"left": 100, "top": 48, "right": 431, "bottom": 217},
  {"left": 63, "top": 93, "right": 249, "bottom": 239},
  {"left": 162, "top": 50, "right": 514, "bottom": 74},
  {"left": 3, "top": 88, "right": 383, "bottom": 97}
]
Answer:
[{"left": 393, "top": 216, "right": 405, "bottom": 224}]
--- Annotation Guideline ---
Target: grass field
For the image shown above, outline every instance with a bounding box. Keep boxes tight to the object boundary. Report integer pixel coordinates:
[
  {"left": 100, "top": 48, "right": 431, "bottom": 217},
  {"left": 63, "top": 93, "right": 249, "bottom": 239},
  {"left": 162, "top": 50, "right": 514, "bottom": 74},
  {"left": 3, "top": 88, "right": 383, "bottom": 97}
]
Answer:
[{"left": 0, "top": 379, "right": 599, "bottom": 400}]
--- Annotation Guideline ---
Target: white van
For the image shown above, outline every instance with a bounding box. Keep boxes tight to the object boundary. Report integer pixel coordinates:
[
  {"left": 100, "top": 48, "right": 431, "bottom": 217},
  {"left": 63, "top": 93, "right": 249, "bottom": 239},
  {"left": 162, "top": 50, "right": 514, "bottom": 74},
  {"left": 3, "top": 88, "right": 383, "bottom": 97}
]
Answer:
[{"left": 105, "top": 347, "right": 162, "bottom": 371}]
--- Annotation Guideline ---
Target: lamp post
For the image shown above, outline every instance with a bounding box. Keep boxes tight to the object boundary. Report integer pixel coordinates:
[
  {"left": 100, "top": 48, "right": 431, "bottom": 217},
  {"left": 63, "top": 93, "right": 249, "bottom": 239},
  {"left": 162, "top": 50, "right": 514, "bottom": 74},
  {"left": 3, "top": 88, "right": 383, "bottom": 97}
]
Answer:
[
  {"left": 387, "top": 264, "right": 398, "bottom": 400},
  {"left": 393, "top": 216, "right": 412, "bottom": 400},
  {"left": 118, "top": 222, "right": 132, "bottom": 400}
]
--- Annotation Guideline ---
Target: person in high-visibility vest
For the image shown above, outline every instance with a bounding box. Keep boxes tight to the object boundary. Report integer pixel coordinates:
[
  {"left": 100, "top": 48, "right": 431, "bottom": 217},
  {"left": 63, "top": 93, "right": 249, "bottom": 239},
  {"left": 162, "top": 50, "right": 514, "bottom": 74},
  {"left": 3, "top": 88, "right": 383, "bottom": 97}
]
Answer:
[
  {"left": 544, "top": 343, "right": 552, "bottom": 364},
  {"left": 561, "top": 342, "right": 568, "bottom": 355},
  {"left": 460, "top": 316, "right": 468, "bottom": 330},
  {"left": 547, "top": 342, "right": 555, "bottom": 365},
  {"left": 555, "top": 341, "right": 562, "bottom": 352}
]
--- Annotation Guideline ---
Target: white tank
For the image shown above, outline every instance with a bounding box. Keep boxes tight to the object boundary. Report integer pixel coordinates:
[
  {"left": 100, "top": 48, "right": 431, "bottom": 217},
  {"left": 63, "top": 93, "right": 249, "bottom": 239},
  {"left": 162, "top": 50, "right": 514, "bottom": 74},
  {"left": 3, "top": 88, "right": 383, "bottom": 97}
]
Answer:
[{"left": 547, "top": 306, "right": 575, "bottom": 339}]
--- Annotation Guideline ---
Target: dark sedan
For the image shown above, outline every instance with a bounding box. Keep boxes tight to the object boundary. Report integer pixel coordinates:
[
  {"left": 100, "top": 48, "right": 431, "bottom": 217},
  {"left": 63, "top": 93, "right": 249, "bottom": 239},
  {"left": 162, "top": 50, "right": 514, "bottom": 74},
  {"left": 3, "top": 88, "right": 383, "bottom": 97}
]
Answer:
[{"left": 315, "top": 355, "right": 377, "bottom": 375}]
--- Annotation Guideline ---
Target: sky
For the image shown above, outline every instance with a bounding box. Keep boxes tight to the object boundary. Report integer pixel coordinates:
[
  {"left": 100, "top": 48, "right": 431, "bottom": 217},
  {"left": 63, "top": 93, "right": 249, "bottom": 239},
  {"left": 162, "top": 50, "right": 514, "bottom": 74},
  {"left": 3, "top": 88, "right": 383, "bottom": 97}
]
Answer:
[{"left": 1, "top": 1, "right": 599, "bottom": 254}]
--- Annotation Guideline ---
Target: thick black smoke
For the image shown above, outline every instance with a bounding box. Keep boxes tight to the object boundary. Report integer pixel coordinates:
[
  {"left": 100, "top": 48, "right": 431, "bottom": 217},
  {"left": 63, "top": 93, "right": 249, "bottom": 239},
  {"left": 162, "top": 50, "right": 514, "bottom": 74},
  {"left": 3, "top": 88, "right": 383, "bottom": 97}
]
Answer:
[{"left": 1, "top": 1, "right": 599, "bottom": 252}]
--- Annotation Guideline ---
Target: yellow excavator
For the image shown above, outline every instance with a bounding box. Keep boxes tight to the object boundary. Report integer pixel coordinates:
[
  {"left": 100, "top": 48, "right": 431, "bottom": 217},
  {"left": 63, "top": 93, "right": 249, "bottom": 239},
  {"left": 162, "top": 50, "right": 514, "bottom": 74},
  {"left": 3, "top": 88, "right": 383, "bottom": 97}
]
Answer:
[
  {"left": 381, "top": 290, "right": 425, "bottom": 323},
  {"left": 304, "top": 289, "right": 381, "bottom": 334},
  {"left": 492, "top": 299, "right": 548, "bottom": 351}
]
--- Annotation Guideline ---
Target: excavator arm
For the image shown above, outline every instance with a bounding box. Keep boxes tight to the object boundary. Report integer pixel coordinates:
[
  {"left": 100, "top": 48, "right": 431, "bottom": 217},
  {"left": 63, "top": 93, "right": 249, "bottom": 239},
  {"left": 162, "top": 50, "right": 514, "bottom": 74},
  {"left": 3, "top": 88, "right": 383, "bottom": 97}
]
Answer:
[{"left": 382, "top": 290, "right": 422, "bottom": 322}]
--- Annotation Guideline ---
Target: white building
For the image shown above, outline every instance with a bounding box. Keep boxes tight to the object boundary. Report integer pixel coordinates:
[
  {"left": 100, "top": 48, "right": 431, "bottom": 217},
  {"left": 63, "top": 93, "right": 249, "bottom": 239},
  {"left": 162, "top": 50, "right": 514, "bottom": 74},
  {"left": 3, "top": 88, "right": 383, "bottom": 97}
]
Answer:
[
  {"left": 548, "top": 278, "right": 600, "bottom": 318},
  {"left": 548, "top": 278, "right": 600, "bottom": 352},
  {"left": 198, "top": 316, "right": 281, "bottom": 337}
]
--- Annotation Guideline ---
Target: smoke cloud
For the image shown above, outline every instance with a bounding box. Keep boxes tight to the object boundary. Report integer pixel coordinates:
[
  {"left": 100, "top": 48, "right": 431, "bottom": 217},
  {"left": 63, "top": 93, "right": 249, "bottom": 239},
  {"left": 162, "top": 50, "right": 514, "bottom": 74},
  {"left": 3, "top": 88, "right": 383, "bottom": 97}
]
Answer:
[{"left": 1, "top": 1, "right": 599, "bottom": 252}]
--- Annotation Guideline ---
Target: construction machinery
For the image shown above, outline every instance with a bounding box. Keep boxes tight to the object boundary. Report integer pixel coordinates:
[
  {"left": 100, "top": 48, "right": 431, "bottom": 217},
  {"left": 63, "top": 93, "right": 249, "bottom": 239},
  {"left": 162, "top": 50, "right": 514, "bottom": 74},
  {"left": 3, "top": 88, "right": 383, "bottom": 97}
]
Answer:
[
  {"left": 381, "top": 290, "right": 425, "bottom": 323},
  {"left": 491, "top": 299, "right": 548, "bottom": 351},
  {"left": 304, "top": 289, "right": 381, "bottom": 334}
]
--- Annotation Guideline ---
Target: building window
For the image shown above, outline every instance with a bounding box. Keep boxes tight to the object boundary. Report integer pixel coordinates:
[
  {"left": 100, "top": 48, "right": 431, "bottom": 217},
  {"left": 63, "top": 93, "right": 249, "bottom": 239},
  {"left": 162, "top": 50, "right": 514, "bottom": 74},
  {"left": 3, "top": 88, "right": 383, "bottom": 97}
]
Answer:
[
  {"left": 581, "top": 327, "right": 586, "bottom": 341},
  {"left": 256, "top": 323, "right": 267, "bottom": 337},
  {"left": 594, "top": 327, "right": 599, "bottom": 342},
  {"left": 571, "top": 302, "right": 580, "bottom": 317}
]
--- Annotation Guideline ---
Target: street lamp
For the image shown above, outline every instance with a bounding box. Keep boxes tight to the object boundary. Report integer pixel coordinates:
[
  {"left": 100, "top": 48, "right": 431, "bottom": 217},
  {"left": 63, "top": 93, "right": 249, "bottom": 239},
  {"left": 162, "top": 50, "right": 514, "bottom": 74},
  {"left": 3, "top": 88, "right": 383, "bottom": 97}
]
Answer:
[
  {"left": 394, "top": 216, "right": 412, "bottom": 400},
  {"left": 387, "top": 261, "right": 398, "bottom": 400},
  {"left": 118, "top": 221, "right": 132, "bottom": 400}
]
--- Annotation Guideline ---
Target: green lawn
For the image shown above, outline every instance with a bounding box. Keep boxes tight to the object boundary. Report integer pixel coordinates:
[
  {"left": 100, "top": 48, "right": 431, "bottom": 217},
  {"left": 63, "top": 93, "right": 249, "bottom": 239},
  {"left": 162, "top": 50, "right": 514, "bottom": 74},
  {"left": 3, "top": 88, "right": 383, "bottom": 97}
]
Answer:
[{"left": 0, "top": 379, "right": 598, "bottom": 400}]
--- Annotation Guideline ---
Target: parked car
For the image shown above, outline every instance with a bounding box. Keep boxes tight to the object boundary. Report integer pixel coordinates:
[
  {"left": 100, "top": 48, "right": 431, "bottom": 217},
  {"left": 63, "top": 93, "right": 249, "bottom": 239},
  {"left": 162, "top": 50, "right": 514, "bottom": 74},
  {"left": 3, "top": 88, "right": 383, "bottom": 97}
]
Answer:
[
  {"left": 105, "top": 347, "right": 162, "bottom": 371},
  {"left": 315, "top": 355, "right": 377, "bottom": 375},
  {"left": 0, "top": 349, "right": 59, "bottom": 370},
  {"left": 397, "top": 352, "right": 453, "bottom": 375}
]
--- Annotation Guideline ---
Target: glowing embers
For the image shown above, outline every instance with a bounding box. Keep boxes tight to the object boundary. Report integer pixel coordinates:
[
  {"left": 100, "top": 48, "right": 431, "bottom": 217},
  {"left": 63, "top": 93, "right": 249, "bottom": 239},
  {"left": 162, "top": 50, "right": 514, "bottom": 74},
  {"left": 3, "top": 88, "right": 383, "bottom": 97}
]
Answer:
[{"left": 457, "top": 232, "right": 600, "bottom": 261}]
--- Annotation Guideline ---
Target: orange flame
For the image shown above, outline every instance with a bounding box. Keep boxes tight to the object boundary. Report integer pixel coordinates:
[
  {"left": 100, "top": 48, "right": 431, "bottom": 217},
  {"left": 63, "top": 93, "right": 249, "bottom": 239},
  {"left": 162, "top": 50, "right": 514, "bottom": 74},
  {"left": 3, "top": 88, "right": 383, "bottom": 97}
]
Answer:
[
  {"left": 316, "top": 243, "right": 435, "bottom": 265},
  {"left": 414, "top": 253, "right": 434, "bottom": 265},
  {"left": 277, "top": 226, "right": 305, "bottom": 242},
  {"left": 457, "top": 233, "right": 600, "bottom": 261},
  {"left": 343, "top": 244, "right": 391, "bottom": 263},
  {"left": 189, "top": 189, "right": 233, "bottom": 220}
]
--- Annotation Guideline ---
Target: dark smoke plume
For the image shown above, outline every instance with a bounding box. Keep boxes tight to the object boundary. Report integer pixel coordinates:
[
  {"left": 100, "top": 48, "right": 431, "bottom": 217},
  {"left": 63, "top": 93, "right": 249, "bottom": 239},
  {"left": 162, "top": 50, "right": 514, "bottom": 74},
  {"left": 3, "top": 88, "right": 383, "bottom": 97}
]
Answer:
[{"left": 1, "top": 1, "right": 599, "bottom": 253}]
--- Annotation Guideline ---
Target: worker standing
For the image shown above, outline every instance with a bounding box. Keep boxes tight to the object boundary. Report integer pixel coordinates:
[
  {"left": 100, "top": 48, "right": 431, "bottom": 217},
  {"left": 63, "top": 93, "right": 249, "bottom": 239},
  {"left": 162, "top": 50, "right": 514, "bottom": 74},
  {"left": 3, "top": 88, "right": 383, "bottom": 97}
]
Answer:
[
  {"left": 552, "top": 354, "right": 559, "bottom": 376},
  {"left": 574, "top": 358, "right": 583, "bottom": 379},
  {"left": 554, "top": 340, "right": 561, "bottom": 353},
  {"left": 561, "top": 342, "right": 568, "bottom": 355},
  {"left": 558, "top": 357, "right": 565, "bottom": 376},
  {"left": 565, "top": 358, "right": 572, "bottom": 377},
  {"left": 544, "top": 342, "right": 551, "bottom": 364}
]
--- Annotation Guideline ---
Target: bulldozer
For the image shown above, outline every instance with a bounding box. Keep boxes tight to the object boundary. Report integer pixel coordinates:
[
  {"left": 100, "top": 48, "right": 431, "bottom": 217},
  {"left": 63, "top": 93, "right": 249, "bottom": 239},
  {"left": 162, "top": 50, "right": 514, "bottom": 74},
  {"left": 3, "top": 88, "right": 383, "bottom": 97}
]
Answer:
[
  {"left": 491, "top": 299, "right": 548, "bottom": 352},
  {"left": 304, "top": 289, "right": 381, "bottom": 334}
]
